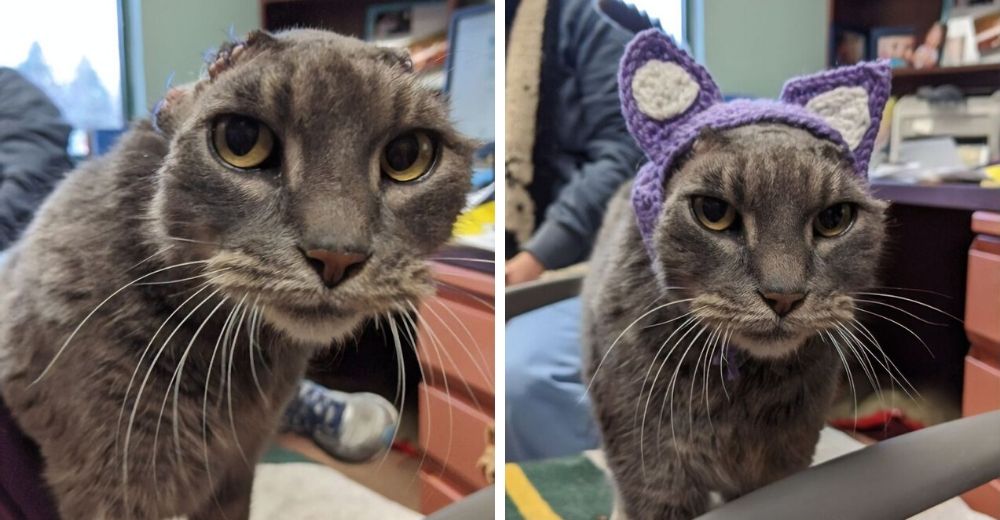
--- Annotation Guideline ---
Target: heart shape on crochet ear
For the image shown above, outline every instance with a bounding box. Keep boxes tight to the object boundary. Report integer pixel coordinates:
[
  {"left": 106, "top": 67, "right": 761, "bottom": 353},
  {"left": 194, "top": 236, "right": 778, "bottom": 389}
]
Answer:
[
  {"left": 619, "top": 29, "right": 722, "bottom": 161},
  {"left": 780, "top": 61, "right": 891, "bottom": 176},
  {"left": 804, "top": 86, "right": 871, "bottom": 150},
  {"left": 631, "top": 60, "right": 701, "bottom": 121}
]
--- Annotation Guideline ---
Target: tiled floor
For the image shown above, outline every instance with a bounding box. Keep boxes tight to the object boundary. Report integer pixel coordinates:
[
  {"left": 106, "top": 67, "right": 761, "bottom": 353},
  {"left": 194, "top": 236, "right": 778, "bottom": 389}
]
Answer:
[{"left": 275, "top": 402, "right": 424, "bottom": 511}]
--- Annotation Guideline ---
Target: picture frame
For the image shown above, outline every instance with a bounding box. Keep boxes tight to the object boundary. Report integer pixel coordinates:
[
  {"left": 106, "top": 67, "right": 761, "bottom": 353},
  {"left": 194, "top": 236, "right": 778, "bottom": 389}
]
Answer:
[
  {"left": 831, "top": 25, "right": 868, "bottom": 66},
  {"left": 364, "top": 1, "right": 449, "bottom": 46},
  {"left": 869, "top": 26, "right": 917, "bottom": 68}
]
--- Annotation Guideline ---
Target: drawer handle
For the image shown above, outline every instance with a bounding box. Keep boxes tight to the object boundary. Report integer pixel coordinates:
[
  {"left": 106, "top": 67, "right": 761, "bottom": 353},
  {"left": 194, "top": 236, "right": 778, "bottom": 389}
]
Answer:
[{"left": 477, "top": 424, "right": 495, "bottom": 484}]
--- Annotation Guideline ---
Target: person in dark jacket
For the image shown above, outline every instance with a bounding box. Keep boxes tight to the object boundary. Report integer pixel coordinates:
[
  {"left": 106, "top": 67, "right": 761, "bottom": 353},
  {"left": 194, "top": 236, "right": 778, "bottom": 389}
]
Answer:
[
  {"left": 0, "top": 67, "right": 72, "bottom": 254},
  {"left": 504, "top": 0, "right": 643, "bottom": 461}
]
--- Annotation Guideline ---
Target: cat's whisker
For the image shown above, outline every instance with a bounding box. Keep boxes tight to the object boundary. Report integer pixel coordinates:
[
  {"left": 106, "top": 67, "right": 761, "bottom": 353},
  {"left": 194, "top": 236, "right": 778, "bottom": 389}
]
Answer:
[
  {"left": 378, "top": 315, "right": 408, "bottom": 476},
  {"left": 116, "top": 283, "right": 214, "bottom": 449},
  {"left": 201, "top": 294, "right": 246, "bottom": 508},
  {"left": 854, "top": 298, "right": 947, "bottom": 327},
  {"left": 422, "top": 299, "right": 492, "bottom": 385},
  {"left": 632, "top": 314, "right": 699, "bottom": 430},
  {"left": 642, "top": 303, "right": 703, "bottom": 329},
  {"left": 687, "top": 326, "right": 717, "bottom": 446},
  {"left": 135, "top": 268, "right": 230, "bottom": 286},
  {"left": 823, "top": 330, "right": 858, "bottom": 430},
  {"left": 638, "top": 317, "right": 701, "bottom": 477},
  {"left": 429, "top": 298, "right": 492, "bottom": 383},
  {"left": 702, "top": 325, "right": 724, "bottom": 435},
  {"left": 661, "top": 322, "right": 709, "bottom": 459},
  {"left": 853, "top": 292, "right": 963, "bottom": 323},
  {"left": 115, "top": 281, "right": 213, "bottom": 513},
  {"left": 587, "top": 298, "right": 696, "bottom": 402},
  {"left": 126, "top": 245, "right": 174, "bottom": 272},
  {"left": 408, "top": 303, "right": 472, "bottom": 483},
  {"left": 34, "top": 259, "right": 212, "bottom": 385},
  {"left": 869, "top": 286, "right": 952, "bottom": 299},
  {"left": 124, "top": 285, "right": 222, "bottom": 505},
  {"left": 408, "top": 301, "right": 484, "bottom": 414},
  {"left": 226, "top": 303, "right": 252, "bottom": 467},
  {"left": 855, "top": 307, "right": 935, "bottom": 358},
  {"left": 429, "top": 257, "right": 495, "bottom": 264},
  {"left": 164, "top": 235, "right": 220, "bottom": 247},
  {"left": 718, "top": 326, "right": 733, "bottom": 402},
  {"left": 396, "top": 311, "right": 436, "bottom": 480},
  {"left": 432, "top": 279, "right": 495, "bottom": 311},
  {"left": 247, "top": 298, "right": 269, "bottom": 405},
  {"left": 832, "top": 325, "right": 882, "bottom": 410},
  {"left": 846, "top": 319, "right": 920, "bottom": 400},
  {"left": 160, "top": 295, "right": 228, "bottom": 481}
]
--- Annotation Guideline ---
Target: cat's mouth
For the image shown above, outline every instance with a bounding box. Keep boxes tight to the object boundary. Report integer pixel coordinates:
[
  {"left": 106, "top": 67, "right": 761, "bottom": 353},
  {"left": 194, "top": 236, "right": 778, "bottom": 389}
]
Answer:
[{"left": 732, "top": 324, "right": 811, "bottom": 359}]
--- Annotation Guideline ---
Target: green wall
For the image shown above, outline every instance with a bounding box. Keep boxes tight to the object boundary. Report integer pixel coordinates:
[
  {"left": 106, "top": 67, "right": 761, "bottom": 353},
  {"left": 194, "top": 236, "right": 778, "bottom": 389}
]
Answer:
[
  {"left": 697, "top": 0, "right": 828, "bottom": 98},
  {"left": 128, "top": 0, "right": 260, "bottom": 116}
]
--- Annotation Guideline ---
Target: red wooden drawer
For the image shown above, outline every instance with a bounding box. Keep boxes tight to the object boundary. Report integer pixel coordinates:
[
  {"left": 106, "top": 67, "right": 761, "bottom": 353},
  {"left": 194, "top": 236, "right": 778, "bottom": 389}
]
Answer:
[
  {"left": 963, "top": 356, "right": 1000, "bottom": 418},
  {"left": 972, "top": 211, "right": 1000, "bottom": 237},
  {"left": 419, "top": 469, "right": 465, "bottom": 514},
  {"left": 966, "top": 247, "right": 1000, "bottom": 353},
  {"left": 417, "top": 295, "right": 494, "bottom": 399},
  {"left": 963, "top": 478, "right": 1000, "bottom": 519},
  {"left": 419, "top": 383, "right": 493, "bottom": 489}
]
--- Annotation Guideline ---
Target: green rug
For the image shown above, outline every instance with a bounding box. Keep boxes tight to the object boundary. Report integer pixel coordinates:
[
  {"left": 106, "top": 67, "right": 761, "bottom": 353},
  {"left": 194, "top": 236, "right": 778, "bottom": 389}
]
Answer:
[{"left": 505, "top": 454, "right": 612, "bottom": 520}]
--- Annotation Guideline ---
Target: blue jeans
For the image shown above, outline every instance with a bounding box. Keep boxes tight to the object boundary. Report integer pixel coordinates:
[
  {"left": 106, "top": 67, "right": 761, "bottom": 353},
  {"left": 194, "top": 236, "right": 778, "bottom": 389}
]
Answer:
[{"left": 505, "top": 297, "right": 599, "bottom": 462}]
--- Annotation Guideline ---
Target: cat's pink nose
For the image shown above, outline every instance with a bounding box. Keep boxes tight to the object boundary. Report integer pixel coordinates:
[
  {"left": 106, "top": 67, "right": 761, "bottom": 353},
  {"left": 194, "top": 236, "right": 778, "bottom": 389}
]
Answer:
[
  {"left": 759, "top": 291, "right": 806, "bottom": 317},
  {"left": 302, "top": 249, "right": 368, "bottom": 288}
]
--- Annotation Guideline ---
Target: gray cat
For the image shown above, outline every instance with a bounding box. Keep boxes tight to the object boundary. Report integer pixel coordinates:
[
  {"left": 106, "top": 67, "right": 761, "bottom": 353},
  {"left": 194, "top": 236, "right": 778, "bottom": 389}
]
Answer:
[
  {"left": 582, "top": 31, "right": 891, "bottom": 519},
  {"left": 0, "top": 29, "right": 473, "bottom": 519}
]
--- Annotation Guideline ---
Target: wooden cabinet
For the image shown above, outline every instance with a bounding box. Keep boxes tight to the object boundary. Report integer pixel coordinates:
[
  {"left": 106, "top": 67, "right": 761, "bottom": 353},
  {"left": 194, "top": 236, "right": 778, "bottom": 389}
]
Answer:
[
  {"left": 416, "top": 261, "right": 494, "bottom": 514},
  {"left": 962, "top": 211, "right": 1000, "bottom": 518}
]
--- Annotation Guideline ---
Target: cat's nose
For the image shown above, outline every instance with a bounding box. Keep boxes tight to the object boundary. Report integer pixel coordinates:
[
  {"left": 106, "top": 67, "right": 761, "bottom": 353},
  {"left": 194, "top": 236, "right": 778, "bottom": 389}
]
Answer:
[
  {"left": 759, "top": 291, "right": 806, "bottom": 317},
  {"left": 301, "top": 248, "right": 369, "bottom": 288}
]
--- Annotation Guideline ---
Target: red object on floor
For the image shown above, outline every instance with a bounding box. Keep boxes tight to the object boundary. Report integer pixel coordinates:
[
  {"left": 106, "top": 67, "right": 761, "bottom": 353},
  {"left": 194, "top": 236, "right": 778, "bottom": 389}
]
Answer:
[
  {"left": 829, "top": 408, "right": 925, "bottom": 440},
  {"left": 392, "top": 439, "right": 421, "bottom": 459}
]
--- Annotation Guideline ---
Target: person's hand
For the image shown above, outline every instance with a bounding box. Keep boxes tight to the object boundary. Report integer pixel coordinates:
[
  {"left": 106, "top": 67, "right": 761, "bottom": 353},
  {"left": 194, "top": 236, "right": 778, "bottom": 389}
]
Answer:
[{"left": 505, "top": 251, "right": 545, "bottom": 285}]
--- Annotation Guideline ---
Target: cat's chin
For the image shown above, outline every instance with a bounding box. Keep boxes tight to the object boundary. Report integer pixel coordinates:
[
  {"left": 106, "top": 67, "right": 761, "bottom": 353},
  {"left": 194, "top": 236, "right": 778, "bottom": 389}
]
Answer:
[
  {"left": 732, "top": 330, "right": 810, "bottom": 359},
  {"left": 261, "top": 306, "right": 365, "bottom": 347}
]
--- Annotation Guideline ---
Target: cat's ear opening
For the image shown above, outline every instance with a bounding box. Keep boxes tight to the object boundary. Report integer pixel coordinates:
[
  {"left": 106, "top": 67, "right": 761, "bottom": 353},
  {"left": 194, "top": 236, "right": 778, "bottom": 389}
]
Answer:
[
  {"left": 779, "top": 61, "right": 891, "bottom": 175},
  {"left": 619, "top": 29, "right": 722, "bottom": 161}
]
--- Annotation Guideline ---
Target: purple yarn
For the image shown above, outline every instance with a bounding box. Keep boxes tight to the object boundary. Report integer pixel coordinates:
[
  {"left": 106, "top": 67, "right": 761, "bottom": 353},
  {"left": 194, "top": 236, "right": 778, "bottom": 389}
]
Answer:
[{"left": 618, "top": 29, "right": 891, "bottom": 257}]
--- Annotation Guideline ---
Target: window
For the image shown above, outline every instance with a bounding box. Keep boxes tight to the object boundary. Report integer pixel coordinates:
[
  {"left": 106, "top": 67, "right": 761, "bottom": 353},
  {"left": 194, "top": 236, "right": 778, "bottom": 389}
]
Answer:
[
  {"left": 0, "top": 0, "right": 126, "bottom": 154},
  {"left": 626, "top": 0, "right": 685, "bottom": 42}
]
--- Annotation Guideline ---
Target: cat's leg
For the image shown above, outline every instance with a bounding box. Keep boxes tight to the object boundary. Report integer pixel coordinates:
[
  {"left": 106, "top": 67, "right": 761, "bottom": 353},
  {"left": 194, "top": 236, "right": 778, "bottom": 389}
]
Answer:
[
  {"left": 190, "top": 467, "right": 255, "bottom": 520},
  {"left": 606, "top": 454, "right": 709, "bottom": 520}
]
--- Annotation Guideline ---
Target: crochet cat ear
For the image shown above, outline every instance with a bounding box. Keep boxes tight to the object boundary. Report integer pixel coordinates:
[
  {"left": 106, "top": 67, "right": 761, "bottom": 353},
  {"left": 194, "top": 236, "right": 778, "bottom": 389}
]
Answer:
[
  {"left": 619, "top": 29, "right": 722, "bottom": 159},
  {"left": 780, "top": 61, "right": 891, "bottom": 174}
]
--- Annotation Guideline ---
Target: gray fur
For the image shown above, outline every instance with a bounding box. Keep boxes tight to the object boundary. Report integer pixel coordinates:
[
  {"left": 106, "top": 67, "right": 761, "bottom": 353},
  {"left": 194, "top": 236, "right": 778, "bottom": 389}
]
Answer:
[
  {"left": 0, "top": 29, "right": 473, "bottom": 519},
  {"left": 582, "top": 125, "right": 886, "bottom": 519}
]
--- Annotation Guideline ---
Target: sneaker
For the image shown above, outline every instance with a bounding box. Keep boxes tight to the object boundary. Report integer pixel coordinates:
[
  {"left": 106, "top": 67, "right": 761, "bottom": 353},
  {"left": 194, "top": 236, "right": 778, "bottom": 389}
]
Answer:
[{"left": 282, "top": 380, "right": 399, "bottom": 463}]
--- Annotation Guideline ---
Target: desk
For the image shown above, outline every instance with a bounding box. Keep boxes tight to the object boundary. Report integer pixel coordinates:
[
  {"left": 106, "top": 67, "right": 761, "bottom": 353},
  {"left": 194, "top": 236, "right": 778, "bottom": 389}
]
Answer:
[
  {"left": 869, "top": 182, "right": 1000, "bottom": 516},
  {"left": 416, "top": 248, "right": 495, "bottom": 513},
  {"left": 864, "top": 182, "right": 998, "bottom": 397}
]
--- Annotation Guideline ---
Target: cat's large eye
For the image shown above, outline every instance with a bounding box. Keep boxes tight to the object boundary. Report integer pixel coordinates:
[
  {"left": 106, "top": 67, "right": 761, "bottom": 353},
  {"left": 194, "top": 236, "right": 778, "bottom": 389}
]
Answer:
[
  {"left": 212, "top": 115, "right": 276, "bottom": 169},
  {"left": 692, "top": 196, "right": 738, "bottom": 231},
  {"left": 380, "top": 131, "right": 437, "bottom": 182},
  {"left": 814, "top": 202, "right": 855, "bottom": 237}
]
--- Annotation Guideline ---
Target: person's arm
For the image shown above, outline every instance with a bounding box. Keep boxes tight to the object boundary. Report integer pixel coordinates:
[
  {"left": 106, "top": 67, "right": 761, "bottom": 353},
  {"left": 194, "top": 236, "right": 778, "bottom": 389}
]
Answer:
[
  {"left": 0, "top": 68, "right": 72, "bottom": 250},
  {"left": 520, "top": 2, "right": 643, "bottom": 272}
]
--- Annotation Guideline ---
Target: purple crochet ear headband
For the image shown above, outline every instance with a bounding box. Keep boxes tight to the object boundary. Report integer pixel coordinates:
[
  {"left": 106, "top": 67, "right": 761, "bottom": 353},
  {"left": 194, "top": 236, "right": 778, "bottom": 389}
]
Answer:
[{"left": 619, "top": 29, "right": 891, "bottom": 255}]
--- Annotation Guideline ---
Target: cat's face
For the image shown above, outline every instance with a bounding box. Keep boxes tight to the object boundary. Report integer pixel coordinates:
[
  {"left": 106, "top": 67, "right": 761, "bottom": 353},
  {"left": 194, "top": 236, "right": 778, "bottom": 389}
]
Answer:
[
  {"left": 653, "top": 125, "right": 886, "bottom": 358},
  {"left": 149, "top": 30, "right": 474, "bottom": 345}
]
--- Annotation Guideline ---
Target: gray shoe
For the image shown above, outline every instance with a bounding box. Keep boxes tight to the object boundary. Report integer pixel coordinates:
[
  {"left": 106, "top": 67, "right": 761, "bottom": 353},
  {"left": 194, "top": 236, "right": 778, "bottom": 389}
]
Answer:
[{"left": 282, "top": 380, "right": 399, "bottom": 463}]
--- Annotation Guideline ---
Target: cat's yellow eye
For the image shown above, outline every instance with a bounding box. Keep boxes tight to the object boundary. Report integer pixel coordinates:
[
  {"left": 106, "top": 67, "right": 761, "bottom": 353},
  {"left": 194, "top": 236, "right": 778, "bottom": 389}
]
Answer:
[
  {"left": 212, "top": 115, "right": 275, "bottom": 169},
  {"left": 814, "top": 202, "right": 855, "bottom": 237},
  {"left": 380, "top": 131, "right": 437, "bottom": 182},
  {"left": 692, "top": 196, "right": 737, "bottom": 231}
]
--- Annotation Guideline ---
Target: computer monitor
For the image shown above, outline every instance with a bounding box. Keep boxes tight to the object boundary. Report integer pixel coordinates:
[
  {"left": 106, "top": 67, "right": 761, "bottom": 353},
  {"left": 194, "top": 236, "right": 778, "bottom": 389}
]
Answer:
[{"left": 445, "top": 5, "right": 495, "bottom": 143}]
